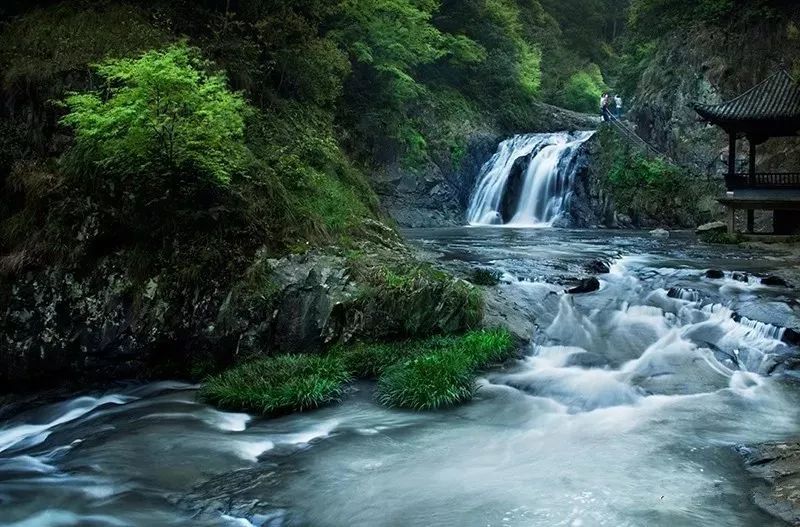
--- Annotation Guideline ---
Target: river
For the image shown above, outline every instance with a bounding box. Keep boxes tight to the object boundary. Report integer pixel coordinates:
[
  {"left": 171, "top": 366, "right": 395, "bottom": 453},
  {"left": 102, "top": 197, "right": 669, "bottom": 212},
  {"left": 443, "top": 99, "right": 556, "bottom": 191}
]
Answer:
[{"left": 1, "top": 228, "right": 799, "bottom": 527}]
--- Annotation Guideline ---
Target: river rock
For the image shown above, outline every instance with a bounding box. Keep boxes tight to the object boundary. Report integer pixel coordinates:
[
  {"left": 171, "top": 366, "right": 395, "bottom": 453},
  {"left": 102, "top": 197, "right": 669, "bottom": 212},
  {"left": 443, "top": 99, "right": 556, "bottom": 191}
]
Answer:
[
  {"left": 585, "top": 259, "right": 611, "bottom": 274},
  {"left": 705, "top": 269, "right": 725, "bottom": 279},
  {"left": 667, "top": 287, "right": 701, "bottom": 302},
  {"left": 740, "top": 441, "right": 800, "bottom": 526},
  {"left": 762, "top": 275, "right": 791, "bottom": 288},
  {"left": 649, "top": 228, "right": 670, "bottom": 238},
  {"left": 566, "top": 277, "right": 600, "bottom": 295},
  {"left": 696, "top": 221, "right": 727, "bottom": 234},
  {"left": 732, "top": 272, "right": 750, "bottom": 283},
  {"left": 783, "top": 328, "right": 800, "bottom": 347}
]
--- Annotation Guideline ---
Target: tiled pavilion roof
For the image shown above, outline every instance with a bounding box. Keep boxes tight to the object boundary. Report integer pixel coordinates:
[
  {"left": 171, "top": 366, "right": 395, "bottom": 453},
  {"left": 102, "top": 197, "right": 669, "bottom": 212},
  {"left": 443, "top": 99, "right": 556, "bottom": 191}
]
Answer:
[{"left": 694, "top": 70, "right": 800, "bottom": 136}]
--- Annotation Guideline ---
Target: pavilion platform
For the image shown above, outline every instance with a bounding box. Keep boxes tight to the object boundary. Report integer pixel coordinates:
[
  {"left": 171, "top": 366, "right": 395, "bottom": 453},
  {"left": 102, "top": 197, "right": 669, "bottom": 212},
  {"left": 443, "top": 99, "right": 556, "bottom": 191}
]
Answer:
[{"left": 694, "top": 69, "right": 800, "bottom": 236}]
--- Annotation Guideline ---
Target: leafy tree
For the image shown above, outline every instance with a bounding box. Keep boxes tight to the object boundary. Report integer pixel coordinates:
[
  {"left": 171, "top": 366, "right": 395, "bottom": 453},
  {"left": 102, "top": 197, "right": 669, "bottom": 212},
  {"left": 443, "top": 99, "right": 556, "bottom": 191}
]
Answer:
[
  {"left": 562, "top": 64, "right": 606, "bottom": 113},
  {"left": 61, "top": 43, "right": 248, "bottom": 185}
]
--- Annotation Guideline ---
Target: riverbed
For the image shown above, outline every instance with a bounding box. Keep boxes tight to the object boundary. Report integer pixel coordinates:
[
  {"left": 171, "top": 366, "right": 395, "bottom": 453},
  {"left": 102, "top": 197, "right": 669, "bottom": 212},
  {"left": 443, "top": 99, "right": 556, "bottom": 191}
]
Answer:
[{"left": 1, "top": 228, "right": 799, "bottom": 526}]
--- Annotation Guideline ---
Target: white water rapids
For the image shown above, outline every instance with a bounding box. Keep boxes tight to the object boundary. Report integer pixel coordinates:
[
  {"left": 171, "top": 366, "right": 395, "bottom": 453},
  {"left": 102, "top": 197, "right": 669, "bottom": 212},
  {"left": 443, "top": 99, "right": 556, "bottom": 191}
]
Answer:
[
  {"left": 467, "top": 131, "right": 594, "bottom": 227},
  {"left": 1, "top": 229, "right": 799, "bottom": 526}
]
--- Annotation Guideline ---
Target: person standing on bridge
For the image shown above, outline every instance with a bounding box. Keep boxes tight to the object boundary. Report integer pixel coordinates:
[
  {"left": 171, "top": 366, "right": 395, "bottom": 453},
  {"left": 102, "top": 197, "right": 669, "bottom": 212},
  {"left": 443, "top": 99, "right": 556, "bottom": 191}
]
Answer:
[
  {"left": 600, "top": 93, "right": 611, "bottom": 122},
  {"left": 614, "top": 94, "right": 623, "bottom": 118}
]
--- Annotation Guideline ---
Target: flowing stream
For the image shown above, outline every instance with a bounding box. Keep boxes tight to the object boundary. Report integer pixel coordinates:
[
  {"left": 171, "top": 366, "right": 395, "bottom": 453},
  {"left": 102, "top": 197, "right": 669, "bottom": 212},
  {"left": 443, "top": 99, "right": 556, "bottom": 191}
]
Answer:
[
  {"left": 2, "top": 229, "right": 800, "bottom": 526},
  {"left": 467, "top": 132, "right": 594, "bottom": 227}
]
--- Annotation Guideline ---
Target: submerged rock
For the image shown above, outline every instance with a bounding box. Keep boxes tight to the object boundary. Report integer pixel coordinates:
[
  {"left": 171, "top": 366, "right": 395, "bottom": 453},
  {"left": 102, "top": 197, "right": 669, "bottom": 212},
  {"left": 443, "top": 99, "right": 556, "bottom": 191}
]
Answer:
[
  {"left": 565, "top": 351, "right": 608, "bottom": 369},
  {"left": 740, "top": 442, "right": 800, "bottom": 526},
  {"left": 566, "top": 277, "right": 600, "bottom": 295}
]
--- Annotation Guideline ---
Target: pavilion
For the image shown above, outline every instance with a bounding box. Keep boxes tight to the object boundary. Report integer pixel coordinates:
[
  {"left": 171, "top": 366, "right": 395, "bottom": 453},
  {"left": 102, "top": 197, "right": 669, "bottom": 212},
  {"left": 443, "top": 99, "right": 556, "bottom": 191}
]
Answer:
[{"left": 694, "top": 69, "right": 800, "bottom": 236}]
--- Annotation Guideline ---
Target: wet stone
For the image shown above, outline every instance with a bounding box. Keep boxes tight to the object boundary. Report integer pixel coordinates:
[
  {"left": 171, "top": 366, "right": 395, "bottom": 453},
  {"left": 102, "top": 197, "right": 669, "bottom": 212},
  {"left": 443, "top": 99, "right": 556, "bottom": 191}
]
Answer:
[
  {"left": 705, "top": 269, "right": 725, "bottom": 279},
  {"left": 732, "top": 272, "right": 750, "bottom": 283},
  {"left": 585, "top": 259, "right": 611, "bottom": 274},
  {"left": 566, "top": 277, "right": 600, "bottom": 295},
  {"left": 783, "top": 328, "right": 800, "bottom": 347},
  {"left": 761, "top": 275, "right": 791, "bottom": 288}
]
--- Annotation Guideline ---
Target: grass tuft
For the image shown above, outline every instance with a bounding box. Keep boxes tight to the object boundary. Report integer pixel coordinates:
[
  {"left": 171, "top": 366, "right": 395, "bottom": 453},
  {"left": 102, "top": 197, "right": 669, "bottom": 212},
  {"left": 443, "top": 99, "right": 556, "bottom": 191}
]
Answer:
[
  {"left": 199, "top": 354, "right": 352, "bottom": 416},
  {"left": 373, "top": 328, "right": 516, "bottom": 410},
  {"left": 201, "top": 329, "right": 515, "bottom": 416},
  {"left": 377, "top": 352, "right": 477, "bottom": 410},
  {"left": 468, "top": 268, "right": 502, "bottom": 286}
]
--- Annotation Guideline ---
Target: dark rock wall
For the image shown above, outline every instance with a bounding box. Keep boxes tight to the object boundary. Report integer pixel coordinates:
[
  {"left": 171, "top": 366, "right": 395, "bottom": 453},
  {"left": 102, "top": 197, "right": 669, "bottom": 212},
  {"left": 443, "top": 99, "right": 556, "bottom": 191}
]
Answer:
[{"left": 374, "top": 104, "right": 600, "bottom": 228}]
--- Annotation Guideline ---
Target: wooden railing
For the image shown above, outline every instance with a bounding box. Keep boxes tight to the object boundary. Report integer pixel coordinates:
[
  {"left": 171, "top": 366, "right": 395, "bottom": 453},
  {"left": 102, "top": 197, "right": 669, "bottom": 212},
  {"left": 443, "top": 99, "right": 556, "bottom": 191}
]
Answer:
[{"left": 726, "top": 172, "right": 800, "bottom": 189}]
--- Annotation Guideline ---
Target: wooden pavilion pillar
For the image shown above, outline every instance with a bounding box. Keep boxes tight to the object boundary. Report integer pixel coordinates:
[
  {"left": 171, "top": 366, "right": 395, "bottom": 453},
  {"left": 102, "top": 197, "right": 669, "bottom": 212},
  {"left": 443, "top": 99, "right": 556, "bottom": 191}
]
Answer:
[
  {"left": 747, "top": 136, "right": 756, "bottom": 233},
  {"left": 728, "top": 132, "right": 736, "bottom": 184},
  {"left": 726, "top": 132, "right": 737, "bottom": 234}
]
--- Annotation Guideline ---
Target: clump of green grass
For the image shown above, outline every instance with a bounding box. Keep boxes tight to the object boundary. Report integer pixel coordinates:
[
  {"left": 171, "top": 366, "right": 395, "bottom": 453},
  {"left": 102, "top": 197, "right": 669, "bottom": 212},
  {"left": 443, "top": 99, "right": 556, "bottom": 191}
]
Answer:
[
  {"left": 377, "top": 352, "right": 477, "bottom": 410},
  {"left": 200, "top": 354, "right": 352, "bottom": 416},
  {"left": 201, "top": 329, "right": 514, "bottom": 416},
  {"left": 374, "top": 328, "right": 516, "bottom": 410},
  {"left": 335, "top": 341, "right": 419, "bottom": 378},
  {"left": 468, "top": 268, "right": 502, "bottom": 286}
]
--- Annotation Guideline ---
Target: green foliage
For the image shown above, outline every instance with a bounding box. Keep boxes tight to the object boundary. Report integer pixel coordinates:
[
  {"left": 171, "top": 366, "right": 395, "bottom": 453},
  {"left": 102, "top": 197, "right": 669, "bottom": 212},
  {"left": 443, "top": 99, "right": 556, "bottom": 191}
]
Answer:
[
  {"left": 698, "top": 230, "right": 743, "bottom": 245},
  {"left": 201, "top": 329, "right": 514, "bottom": 416},
  {"left": 200, "top": 354, "right": 352, "bottom": 416},
  {"left": 468, "top": 268, "right": 502, "bottom": 286},
  {"left": 0, "top": 2, "right": 168, "bottom": 87},
  {"left": 562, "top": 65, "right": 606, "bottom": 113},
  {"left": 245, "top": 102, "right": 377, "bottom": 242},
  {"left": 61, "top": 43, "right": 248, "bottom": 185},
  {"left": 375, "top": 328, "right": 515, "bottom": 410},
  {"left": 596, "top": 128, "right": 721, "bottom": 227},
  {"left": 349, "top": 257, "right": 484, "bottom": 338},
  {"left": 377, "top": 352, "right": 477, "bottom": 410}
]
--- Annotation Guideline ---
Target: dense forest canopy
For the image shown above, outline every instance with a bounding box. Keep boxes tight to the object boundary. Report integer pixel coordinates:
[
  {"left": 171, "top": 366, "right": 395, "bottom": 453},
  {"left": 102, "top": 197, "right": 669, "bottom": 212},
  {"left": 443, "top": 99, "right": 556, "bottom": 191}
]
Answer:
[{"left": 1, "top": 0, "right": 799, "bottom": 272}]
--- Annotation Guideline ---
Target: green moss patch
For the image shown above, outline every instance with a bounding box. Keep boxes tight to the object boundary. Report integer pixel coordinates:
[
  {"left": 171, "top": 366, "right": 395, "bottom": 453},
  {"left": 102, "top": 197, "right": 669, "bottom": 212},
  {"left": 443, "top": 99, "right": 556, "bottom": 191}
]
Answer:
[
  {"left": 199, "top": 354, "right": 352, "bottom": 416},
  {"left": 346, "top": 255, "right": 484, "bottom": 339}
]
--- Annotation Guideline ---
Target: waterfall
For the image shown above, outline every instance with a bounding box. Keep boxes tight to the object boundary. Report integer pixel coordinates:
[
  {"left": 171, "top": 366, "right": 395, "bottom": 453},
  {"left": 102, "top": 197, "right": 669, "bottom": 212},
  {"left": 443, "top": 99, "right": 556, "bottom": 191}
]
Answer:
[{"left": 467, "top": 131, "right": 594, "bottom": 227}]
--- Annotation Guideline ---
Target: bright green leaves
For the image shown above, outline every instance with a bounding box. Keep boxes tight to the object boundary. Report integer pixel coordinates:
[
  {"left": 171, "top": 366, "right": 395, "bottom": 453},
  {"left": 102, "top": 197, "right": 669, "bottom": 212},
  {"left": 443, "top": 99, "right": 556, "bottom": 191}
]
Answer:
[
  {"left": 562, "top": 65, "right": 607, "bottom": 113},
  {"left": 518, "top": 42, "right": 543, "bottom": 96},
  {"left": 61, "top": 43, "right": 249, "bottom": 185},
  {"left": 334, "top": 0, "right": 447, "bottom": 72}
]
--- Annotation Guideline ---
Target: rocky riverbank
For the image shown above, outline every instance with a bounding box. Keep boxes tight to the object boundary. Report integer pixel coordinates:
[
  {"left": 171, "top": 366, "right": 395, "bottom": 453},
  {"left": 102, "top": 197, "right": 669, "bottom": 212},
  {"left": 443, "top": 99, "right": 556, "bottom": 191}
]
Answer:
[
  {"left": 741, "top": 441, "right": 800, "bottom": 525},
  {"left": 0, "top": 221, "right": 485, "bottom": 393}
]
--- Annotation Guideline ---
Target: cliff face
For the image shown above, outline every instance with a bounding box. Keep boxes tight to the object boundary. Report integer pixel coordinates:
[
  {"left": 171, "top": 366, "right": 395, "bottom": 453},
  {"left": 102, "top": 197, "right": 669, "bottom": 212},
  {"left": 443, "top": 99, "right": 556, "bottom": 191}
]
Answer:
[
  {"left": 375, "top": 104, "right": 600, "bottom": 228},
  {"left": 629, "top": 19, "right": 800, "bottom": 178}
]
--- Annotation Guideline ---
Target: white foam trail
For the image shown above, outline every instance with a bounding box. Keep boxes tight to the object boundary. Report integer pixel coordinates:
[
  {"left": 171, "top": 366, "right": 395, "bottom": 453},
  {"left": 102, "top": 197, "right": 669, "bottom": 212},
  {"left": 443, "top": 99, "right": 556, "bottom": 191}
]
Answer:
[
  {"left": 232, "top": 440, "right": 275, "bottom": 462},
  {"left": 4, "top": 511, "right": 131, "bottom": 527},
  {"left": 0, "top": 455, "right": 58, "bottom": 474},
  {"left": 0, "top": 395, "right": 134, "bottom": 454}
]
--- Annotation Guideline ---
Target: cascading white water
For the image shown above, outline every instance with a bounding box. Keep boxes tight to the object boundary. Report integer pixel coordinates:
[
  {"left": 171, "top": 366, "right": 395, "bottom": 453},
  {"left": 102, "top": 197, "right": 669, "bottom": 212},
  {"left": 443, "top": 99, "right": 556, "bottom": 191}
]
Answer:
[{"left": 467, "top": 131, "right": 594, "bottom": 227}]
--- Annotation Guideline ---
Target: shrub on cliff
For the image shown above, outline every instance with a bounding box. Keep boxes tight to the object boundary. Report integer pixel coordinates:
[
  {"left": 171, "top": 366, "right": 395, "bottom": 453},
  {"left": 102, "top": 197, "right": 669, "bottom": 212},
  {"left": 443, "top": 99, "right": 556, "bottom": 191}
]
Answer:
[{"left": 61, "top": 43, "right": 248, "bottom": 186}]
